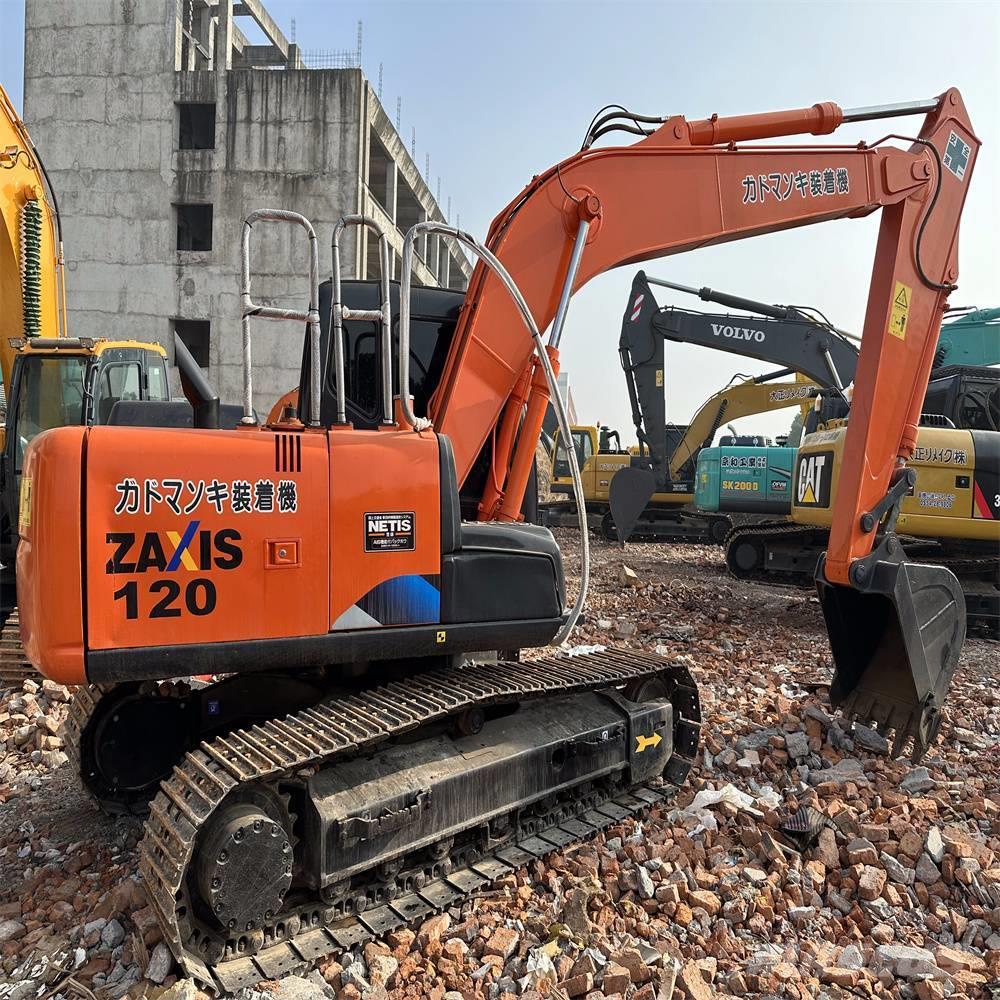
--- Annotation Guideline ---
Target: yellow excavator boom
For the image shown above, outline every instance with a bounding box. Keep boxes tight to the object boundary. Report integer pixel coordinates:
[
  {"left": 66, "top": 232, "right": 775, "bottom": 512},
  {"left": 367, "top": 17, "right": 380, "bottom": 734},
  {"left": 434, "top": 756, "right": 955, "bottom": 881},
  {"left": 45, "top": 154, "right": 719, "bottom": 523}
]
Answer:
[
  {"left": 668, "top": 375, "right": 821, "bottom": 481},
  {"left": 0, "top": 84, "right": 65, "bottom": 390}
]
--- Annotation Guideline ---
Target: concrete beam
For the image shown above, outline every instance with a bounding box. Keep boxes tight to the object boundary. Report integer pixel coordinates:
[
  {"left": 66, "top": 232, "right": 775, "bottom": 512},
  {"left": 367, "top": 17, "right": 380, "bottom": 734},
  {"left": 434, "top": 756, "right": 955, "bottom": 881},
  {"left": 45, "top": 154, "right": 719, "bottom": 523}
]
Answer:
[
  {"left": 231, "top": 21, "right": 248, "bottom": 54},
  {"left": 233, "top": 0, "right": 289, "bottom": 58},
  {"left": 236, "top": 44, "right": 287, "bottom": 66}
]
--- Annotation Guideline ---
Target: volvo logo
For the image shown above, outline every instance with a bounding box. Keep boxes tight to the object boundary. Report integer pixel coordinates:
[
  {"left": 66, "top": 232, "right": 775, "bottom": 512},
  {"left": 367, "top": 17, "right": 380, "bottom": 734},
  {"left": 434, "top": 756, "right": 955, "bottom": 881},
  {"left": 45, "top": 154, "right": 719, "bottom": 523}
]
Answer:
[{"left": 710, "top": 322, "right": 766, "bottom": 343}]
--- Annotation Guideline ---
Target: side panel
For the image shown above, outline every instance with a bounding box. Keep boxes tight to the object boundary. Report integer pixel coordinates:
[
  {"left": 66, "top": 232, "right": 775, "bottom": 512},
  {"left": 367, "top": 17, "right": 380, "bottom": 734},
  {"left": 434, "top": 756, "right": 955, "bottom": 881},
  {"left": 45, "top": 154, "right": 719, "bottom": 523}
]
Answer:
[
  {"left": 715, "top": 446, "right": 795, "bottom": 515},
  {"left": 86, "top": 428, "right": 330, "bottom": 651},
  {"left": 969, "top": 430, "right": 999, "bottom": 522},
  {"left": 793, "top": 427, "right": 1000, "bottom": 542},
  {"left": 17, "top": 428, "right": 86, "bottom": 685},
  {"left": 329, "top": 430, "right": 442, "bottom": 630},
  {"left": 592, "top": 454, "right": 630, "bottom": 503},
  {"left": 694, "top": 449, "right": 721, "bottom": 512}
]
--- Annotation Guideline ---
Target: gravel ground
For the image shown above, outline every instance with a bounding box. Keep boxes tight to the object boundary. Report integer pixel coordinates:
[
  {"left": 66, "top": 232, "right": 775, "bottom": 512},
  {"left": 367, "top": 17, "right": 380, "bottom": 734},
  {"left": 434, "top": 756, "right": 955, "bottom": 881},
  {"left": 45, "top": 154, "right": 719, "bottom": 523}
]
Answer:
[{"left": 0, "top": 534, "right": 997, "bottom": 1000}]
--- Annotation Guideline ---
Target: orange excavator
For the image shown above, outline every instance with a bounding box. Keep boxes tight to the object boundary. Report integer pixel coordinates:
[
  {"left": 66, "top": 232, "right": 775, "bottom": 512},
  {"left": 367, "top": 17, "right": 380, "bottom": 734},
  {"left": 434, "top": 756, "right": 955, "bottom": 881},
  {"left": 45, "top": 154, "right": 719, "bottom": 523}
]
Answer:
[{"left": 17, "top": 92, "right": 977, "bottom": 988}]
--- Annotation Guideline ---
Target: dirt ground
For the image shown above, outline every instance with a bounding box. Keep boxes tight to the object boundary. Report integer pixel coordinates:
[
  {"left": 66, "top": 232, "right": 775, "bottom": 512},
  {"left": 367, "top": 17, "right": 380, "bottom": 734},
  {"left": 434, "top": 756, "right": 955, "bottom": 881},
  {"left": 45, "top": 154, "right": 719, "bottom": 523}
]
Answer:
[{"left": 0, "top": 533, "right": 997, "bottom": 999}]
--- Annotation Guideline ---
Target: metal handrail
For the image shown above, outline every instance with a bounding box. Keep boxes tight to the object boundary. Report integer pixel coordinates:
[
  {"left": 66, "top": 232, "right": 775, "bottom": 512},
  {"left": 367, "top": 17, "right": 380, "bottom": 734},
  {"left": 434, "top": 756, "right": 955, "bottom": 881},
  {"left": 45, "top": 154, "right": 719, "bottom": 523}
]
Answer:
[
  {"left": 399, "top": 221, "right": 590, "bottom": 645},
  {"left": 332, "top": 216, "right": 393, "bottom": 425},
  {"left": 240, "top": 209, "right": 321, "bottom": 426}
]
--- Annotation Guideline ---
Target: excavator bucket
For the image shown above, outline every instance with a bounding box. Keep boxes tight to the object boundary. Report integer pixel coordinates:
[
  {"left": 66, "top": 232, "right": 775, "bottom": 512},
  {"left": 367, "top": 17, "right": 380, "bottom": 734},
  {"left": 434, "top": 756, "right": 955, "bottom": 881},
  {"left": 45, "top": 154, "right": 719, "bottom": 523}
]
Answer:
[
  {"left": 815, "top": 548, "right": 965, "bottom": 760},
  {"left": 608, "top": 465, "right": 657, "bottom": 544}
]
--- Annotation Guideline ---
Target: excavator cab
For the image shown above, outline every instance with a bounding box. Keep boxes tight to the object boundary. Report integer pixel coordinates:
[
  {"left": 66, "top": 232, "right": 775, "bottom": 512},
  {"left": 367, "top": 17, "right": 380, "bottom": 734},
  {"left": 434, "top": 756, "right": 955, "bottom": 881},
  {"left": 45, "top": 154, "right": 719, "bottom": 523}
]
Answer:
[
  {"left": 0, "top": 338, "right": 169, "bottom": 612},
  {"left": 551, "top": 425, "right": 596, "bottom": 482}
]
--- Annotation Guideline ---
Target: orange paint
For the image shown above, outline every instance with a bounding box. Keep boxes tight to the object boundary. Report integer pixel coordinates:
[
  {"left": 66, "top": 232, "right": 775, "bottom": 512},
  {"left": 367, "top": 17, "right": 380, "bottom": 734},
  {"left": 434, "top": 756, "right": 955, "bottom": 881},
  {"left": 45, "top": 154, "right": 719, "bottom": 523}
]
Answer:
[
  {"left": 17, "top": 428, "right": 86, "bottom": 684},
  {"left": 431, "top": 90, "right": 978, "bottom": 585},
  {"left": 328, "top": 429, "right": 441, "bottom": 626}
]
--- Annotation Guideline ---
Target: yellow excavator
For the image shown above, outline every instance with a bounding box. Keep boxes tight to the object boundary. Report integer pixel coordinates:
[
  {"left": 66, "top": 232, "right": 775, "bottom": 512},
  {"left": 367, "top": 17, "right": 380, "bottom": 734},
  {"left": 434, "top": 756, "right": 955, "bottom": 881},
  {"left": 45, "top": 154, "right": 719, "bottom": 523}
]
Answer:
[
  {"left": 0, "top": 84, "right": 174, "bottom": 685},
  {"left": 726, "top": 416, "right": 999, "bottom": 635},
  {"left": 546, "top": 373, "right": 819, "bottom": 541}
]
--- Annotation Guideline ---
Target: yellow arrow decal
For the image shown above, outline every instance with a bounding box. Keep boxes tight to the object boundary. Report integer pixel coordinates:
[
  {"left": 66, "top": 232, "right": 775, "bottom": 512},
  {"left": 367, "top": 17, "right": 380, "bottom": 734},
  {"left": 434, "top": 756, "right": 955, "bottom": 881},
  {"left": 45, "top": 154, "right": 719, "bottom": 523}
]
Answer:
[{"left": 635, "top": 732, "right": 662, "bottom": 753}]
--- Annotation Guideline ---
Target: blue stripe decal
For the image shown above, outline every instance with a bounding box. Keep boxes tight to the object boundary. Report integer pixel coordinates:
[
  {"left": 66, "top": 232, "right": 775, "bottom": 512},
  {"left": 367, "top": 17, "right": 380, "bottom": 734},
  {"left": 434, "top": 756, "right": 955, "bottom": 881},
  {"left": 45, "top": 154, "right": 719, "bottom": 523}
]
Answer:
[
  {"left": 357, "top": 574, "right": 441, "bottom": 626},
  {"left": 166, "top": 519, "right": 200, "bottom": 572}
]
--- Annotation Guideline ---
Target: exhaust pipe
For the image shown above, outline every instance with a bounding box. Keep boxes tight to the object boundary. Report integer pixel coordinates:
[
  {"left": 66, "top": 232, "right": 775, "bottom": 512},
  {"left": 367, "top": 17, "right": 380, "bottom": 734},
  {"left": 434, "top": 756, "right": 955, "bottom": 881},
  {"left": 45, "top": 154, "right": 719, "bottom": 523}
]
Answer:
[{"left": 816, "top": 536, "right": 965, "bottom": 761}]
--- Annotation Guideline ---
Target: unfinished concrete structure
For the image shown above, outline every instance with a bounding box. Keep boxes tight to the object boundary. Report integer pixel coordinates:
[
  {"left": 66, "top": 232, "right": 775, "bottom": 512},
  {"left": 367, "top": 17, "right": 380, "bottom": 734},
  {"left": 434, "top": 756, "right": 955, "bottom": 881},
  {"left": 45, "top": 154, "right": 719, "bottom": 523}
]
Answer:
[{"left": 23, "top": 0, "right": 471, "bottom": 411}]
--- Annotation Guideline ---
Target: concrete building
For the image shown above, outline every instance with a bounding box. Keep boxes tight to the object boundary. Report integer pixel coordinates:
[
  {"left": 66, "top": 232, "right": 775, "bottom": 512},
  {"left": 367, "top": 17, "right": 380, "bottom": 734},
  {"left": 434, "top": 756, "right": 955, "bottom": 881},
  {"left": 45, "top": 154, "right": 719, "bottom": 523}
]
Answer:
[{"left": 23, "top": 0, "right": 471, "bottom": 412}]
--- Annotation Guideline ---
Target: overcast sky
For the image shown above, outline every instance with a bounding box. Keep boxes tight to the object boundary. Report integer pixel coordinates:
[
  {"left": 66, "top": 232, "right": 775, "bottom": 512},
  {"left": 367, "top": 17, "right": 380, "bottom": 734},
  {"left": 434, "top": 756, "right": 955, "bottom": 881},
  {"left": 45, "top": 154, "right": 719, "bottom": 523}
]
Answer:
[{"left": 2, "top": 0, "right": 997, "bottom": 443}]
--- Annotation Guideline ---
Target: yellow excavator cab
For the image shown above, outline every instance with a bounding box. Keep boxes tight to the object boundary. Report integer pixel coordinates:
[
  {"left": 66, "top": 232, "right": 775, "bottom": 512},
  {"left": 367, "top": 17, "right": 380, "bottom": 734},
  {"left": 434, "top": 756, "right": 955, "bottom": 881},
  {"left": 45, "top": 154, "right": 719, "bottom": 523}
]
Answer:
[{"left": 2, "top": 336, "right": 170, "bottom": 452}]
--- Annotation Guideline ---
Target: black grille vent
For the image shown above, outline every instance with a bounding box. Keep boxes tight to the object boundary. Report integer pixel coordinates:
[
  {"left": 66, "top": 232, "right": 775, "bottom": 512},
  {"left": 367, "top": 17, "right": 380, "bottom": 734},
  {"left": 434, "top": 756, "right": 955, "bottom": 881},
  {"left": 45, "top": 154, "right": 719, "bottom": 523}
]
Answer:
[{"left": 275, "top": 434, "right": 302, "bottom": 473}]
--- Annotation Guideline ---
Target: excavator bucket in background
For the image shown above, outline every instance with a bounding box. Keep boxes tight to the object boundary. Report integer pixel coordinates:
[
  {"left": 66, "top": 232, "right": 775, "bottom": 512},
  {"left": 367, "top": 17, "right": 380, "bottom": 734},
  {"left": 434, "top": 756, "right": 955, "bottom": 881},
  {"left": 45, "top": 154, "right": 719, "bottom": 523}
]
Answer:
[
  {"left": 815, "top": 545, "right": 965, "bottom": 761},
  {"left": 609, "top": 465, "right": 657, "bottom": 544}
]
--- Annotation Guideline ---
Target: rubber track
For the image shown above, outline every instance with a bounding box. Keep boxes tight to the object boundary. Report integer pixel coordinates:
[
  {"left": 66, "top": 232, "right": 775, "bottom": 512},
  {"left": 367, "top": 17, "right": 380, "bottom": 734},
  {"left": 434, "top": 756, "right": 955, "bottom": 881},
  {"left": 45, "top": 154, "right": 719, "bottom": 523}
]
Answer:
[{"left": 135, "top": 648, "right": 700, "bottom": 990}]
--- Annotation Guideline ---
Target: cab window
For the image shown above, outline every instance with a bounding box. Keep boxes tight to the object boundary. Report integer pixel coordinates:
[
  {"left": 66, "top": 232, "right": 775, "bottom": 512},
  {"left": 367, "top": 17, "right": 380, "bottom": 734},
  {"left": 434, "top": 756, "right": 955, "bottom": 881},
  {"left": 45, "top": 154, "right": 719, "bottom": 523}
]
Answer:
[
  {"left": 146, "top": 358, "right": 170, "bottom": 401},
  {"left": 553, "top": 430, "right": 593, "bottom": 479},
  {"left": 97, "top": 362, "right": 142, "bottom": 424},
  {"left": 13, "top": 357, "right": 87, "bottom": 471}
]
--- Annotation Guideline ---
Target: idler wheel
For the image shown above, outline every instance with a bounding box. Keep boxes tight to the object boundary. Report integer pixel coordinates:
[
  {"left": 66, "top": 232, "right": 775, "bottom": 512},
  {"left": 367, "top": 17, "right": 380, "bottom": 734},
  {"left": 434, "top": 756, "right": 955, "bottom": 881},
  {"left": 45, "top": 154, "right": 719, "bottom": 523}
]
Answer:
[
  {"left": 730, "top": 538, "right": 762, "bottom": 574},
  {"left": 197, "top": 803, "right": 293, "bottom": 932}
]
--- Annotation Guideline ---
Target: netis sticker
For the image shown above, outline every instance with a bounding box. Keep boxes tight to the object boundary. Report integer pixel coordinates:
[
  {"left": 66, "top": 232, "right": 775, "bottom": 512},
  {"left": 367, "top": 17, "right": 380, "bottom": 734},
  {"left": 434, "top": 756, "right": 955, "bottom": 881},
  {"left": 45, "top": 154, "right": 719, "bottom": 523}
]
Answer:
[{"left": 365, "top": 511, "right": 415, "bottom": 552}]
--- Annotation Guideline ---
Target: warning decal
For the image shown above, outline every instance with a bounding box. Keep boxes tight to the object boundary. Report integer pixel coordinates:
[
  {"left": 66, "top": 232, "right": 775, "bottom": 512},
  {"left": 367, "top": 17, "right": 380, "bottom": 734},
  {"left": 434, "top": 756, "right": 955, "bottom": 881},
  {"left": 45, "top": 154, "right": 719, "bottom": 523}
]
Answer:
[
  {"left": 655, "top": 369, "right": 664, "bottom": 388},
  {"left": 943, "top": 131, "right": 971, "bottom": 181},
  {"left": 889, "top": 281, "right": 911, "bottom": 340},
  {"left": 18, "top": 476, "right": 31, "bottom": 531}
]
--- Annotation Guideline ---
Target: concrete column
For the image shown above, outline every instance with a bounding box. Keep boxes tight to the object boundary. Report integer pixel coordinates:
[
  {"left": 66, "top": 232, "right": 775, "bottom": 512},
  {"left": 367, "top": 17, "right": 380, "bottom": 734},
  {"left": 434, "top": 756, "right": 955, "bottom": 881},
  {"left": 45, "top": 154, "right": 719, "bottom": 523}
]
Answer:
[
  {"left": 385, "top": 161, "right": 398, "bottom": 226},
  {"left": 428, "top": 234, "right": 439, "bottom": 278},
  {"left": 440, "top": 250, "right": 451, "bottom": 288},
  {"left": 215, "top": 0, "right": 233, "bottom": 73}
]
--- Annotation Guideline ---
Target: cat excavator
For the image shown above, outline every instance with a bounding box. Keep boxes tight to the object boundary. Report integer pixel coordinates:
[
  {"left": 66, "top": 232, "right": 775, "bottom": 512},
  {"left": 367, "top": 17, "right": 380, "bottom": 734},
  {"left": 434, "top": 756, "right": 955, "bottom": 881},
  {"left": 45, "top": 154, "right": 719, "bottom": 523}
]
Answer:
[
  {"left": 547, "top": 373, "right": 820, "bottom": 540},
  {"left": 17, "top": 92, "right": 978, "bottom": 988}
]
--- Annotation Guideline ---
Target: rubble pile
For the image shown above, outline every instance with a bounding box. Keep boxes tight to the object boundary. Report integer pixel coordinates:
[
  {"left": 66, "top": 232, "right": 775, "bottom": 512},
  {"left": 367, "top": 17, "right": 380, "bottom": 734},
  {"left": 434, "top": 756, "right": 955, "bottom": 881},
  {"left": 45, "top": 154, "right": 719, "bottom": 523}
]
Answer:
[
  {"left": 0, "top": 538, "right": 997, "bottom": 999},
  {"left": 0, "top": 677, "right": 72, "bottom": 803}
]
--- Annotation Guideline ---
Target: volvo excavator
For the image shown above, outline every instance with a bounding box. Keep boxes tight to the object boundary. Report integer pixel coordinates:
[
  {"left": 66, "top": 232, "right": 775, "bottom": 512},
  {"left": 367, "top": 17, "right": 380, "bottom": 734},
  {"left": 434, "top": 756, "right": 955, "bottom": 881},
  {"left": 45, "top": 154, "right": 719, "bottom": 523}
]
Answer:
[
  {"left": 17, "top": 92, "right": 978, "bottom": 989},
  {"left": 607, "top": 271, "right": 859, "bottom": 541},
  {"left": 547, "top": 373, "right": 820, "bottom": 540}
]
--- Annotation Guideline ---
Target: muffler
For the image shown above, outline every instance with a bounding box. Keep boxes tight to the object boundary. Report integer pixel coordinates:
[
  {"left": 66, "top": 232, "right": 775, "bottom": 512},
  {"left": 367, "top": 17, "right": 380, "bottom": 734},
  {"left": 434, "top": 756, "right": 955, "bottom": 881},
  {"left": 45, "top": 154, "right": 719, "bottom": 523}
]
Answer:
[
  {"left": 816, "top": 536, "right": 965, "bottom": 760},
  {"left": 608, "top": 465, "right": 657, "bottom": 544}
]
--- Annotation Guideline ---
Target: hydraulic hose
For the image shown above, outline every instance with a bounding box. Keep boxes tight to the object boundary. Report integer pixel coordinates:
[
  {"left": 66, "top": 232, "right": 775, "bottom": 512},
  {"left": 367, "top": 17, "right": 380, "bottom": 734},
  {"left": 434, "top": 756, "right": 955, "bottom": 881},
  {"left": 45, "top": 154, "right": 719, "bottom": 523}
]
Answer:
[{"left": 19, "top": 200, "right": 43, "bottom": 337}]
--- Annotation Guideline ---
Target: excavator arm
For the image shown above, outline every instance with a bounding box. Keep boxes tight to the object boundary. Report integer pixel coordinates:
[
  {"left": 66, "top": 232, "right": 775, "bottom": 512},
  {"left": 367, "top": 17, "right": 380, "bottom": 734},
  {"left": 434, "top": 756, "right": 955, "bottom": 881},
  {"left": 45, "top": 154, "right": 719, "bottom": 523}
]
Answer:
[
  {"left": 428, "top": 91, "right": 978, "bottom": 754},
  {"left": 0, "top": 84, "right": 64, "bottom": 392},
  {"left": 616, "top": 269, "right": 859, "bottom": 497},
  {"left": 430, "top": 92, "right": 977, "bottom": 575},
  {"left": 669, "top": 375, "right": 823, "bottom": 483},
  {"left": 935, "top": 307, "right": 1000, "bottom": 367}
]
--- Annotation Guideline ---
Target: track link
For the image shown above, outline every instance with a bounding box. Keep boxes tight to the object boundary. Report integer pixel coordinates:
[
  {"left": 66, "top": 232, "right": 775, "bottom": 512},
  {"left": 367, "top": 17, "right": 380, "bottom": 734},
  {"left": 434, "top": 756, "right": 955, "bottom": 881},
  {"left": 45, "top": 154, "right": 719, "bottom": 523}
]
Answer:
[
  {"left": 724, "top": 522, "right": 998, "bottom": 637},
  {"left": 0, "top": 610, "right": 37, "bottom": 691},
  {"left": 136, "top": 648, "right": 700, "bottom": 990}
]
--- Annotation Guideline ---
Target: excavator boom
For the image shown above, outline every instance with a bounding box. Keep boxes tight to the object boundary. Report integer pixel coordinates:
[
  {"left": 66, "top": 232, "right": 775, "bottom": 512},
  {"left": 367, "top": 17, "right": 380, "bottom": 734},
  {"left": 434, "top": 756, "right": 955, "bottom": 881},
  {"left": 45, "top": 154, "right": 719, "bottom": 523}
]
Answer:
[
  {"left": 935, "top": 307, "right": 1000, "bottom": 368},
  {"left": 0, "top": 84, "right": 64, "bottom": 387},
  {"left": 435, "top": 93, "right": 978, "bottom": 590},
  {"left": 670, "top": 375, "right": 822, "bottom": 483},
  {"left": 428, "top": 91, "right": 978, "bottom": 752}
]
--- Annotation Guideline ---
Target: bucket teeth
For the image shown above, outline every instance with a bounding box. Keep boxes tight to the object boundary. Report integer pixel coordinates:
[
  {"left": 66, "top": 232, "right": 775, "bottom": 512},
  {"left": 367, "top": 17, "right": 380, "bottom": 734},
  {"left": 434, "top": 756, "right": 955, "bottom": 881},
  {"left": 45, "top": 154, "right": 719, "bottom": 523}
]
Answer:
[{"left": 838, "top": 692, "right": 937, "bottom": 763}]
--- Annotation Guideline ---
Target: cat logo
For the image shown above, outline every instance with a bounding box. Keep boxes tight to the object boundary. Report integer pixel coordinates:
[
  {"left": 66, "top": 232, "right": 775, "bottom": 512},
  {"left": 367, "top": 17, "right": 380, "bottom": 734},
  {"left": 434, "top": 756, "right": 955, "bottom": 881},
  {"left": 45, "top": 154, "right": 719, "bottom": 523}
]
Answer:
[{"left": 796, "top": 451, "right": 834, "bottom": 507}]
